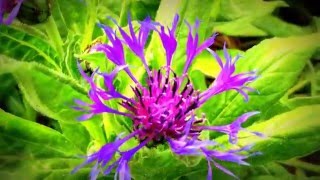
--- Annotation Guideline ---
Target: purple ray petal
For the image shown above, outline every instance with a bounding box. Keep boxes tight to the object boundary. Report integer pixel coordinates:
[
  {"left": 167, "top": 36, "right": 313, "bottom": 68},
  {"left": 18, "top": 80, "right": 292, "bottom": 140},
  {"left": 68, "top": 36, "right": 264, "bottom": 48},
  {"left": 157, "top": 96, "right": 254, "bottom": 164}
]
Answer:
[
  {"left": 77, "top": 113, "right": 94, "bottom": 121},
  {"left": 212, "top": 160, "right": 239, "bottom": 179},
  {"left": 89, "top": 163, "right": 100, "bottom": 180},
  {"left": 200, "top": 45, "right": 258, "bottom": 105},
  {"left": 199, "top": 111, "right": 260, "bottom": 144},
  {"left": 72, "top": 131, "right": 139, "bottom": 179},
  {"left": 0, "top": 0, "right": 23, "bottom": 25},
  {"left": 110, "top": 15, "right": 155, "bottom": 74},
  {"left": 183, "top": 19, "right": 216, "bottom": 74},
  {"left": 157, "top": 14, "right": 179, "bottom": 68},
  {"left": 206, "top": 158, "right": 212, "bottom": 180}
]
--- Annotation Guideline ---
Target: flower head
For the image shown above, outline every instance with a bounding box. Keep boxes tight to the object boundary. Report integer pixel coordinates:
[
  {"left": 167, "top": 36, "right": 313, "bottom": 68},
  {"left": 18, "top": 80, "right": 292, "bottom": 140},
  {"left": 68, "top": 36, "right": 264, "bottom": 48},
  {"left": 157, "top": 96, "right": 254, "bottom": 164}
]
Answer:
[
  {"left": 0, "top": 0, "right": 24, "bottom": 25},
  {"left": 73, "top": 14, "right": 262, "bottom": 180}
]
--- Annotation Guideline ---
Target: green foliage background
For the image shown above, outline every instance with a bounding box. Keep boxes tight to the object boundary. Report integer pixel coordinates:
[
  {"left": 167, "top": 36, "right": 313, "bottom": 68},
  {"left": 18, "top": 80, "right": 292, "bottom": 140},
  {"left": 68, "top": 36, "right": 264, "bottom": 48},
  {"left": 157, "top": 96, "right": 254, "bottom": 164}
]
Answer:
[{"left": 0, "top": 0, "right": 320, "bottom": 179}]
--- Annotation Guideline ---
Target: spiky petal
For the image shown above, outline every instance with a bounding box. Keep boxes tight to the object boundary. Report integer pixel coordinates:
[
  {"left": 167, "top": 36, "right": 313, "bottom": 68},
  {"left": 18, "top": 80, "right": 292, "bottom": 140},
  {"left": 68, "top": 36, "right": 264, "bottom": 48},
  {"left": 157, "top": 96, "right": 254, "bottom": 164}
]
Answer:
[
  {"left": 156, "top": 14, "right": 179, "bottom": 68},
  {"left": 199, "top": 111, "right": 263, "bottom": 144},
  {"left": 183, "top": 19, "right": 217, "bottom": 74},
  {"left": 200, "top": 44, "right": 258, "bottom": 104},
  {"left": 74, "top": 62, "right": 132, "bottom": 120},
  {"left": 111, "top": 14, "right": 158, "bottom": 74}
]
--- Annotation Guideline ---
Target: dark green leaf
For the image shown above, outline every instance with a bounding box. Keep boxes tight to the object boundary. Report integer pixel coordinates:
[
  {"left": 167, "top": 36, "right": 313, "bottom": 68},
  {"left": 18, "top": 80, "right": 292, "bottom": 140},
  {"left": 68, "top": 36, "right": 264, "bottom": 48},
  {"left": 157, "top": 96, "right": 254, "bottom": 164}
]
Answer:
[{"left": 0, "top": 26, "right": 60, "bottom": 69}]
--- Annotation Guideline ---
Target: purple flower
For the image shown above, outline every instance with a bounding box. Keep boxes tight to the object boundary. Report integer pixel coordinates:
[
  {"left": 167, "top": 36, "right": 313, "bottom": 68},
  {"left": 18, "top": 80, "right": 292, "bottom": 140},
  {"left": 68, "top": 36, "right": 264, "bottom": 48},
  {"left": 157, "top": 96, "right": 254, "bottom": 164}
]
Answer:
[
  {"left": 0, "top": 0, "right": 23, "bottom": 25},
  {"left": 73, "top": 14, "right": 261, "bottom": 180},
  {"left": 200, "top": 44, "right": 258, "bottom": 103}
]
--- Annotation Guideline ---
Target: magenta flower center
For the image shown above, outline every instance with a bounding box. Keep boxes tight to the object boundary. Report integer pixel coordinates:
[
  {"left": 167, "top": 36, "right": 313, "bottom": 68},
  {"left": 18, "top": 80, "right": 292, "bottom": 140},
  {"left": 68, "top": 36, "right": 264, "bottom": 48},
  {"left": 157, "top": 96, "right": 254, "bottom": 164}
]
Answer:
[{"left": 121, "top": 69, "right": 202, "bottom": 144}]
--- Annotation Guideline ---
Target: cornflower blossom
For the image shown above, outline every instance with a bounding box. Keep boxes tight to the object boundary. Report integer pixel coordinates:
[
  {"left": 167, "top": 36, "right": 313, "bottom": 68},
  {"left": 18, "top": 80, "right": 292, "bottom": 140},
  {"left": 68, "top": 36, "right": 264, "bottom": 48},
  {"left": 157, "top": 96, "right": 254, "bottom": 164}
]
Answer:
[
  {"left": 0, "top": 0, "right": 23, "bottom": 25},
  {"left": 72, "top": 14, "right": 263, "bottom": 180}
]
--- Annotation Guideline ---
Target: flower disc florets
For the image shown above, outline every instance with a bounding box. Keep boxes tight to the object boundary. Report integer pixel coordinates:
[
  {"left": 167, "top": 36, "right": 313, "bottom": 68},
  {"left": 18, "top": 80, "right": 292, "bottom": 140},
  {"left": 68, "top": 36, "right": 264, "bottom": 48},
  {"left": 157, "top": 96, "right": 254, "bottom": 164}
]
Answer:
[
  {"left": 72, "top": 14, "right": 263, "bottom": 180},
  {"left": 122, "top": 68, "right": 202, "bottom": 144}
]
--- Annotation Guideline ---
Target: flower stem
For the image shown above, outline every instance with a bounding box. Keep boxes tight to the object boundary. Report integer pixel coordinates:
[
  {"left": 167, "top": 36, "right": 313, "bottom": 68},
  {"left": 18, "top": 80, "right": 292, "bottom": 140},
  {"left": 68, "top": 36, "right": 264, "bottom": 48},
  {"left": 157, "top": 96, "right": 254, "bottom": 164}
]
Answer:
[
  {"left": 283, "top": 60, "right": 315, "bottom": 99},
  {"left": 284, "top": 79, "right": 310, "bottom": 98},
  {"left": 307, "top": 60, "right": 317, "bottom": 96},
  {"left": 80, "top": 0, "right": 97, "bottom": 50},
  {"left": 282, "top": 159, "right": 320, "bottom": 173},
  {"left": 45, "top": 16, "right": 64, "bottom": 60},
  {"left": 119, "top": 0, "right": 130, "bottom": 26}
]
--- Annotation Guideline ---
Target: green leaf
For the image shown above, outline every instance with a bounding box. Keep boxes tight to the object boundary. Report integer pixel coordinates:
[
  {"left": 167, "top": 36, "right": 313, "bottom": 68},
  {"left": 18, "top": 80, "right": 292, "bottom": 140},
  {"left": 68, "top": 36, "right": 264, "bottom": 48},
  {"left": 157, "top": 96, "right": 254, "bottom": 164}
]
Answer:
[
  {"left": 281, "top": 159, "right": 320, "bottom": 175},
  {"left": 131, "top": 148, "right": 187, "bottom": 180},
  {"left": 6, "top": 90, "right": 28, "bottom": 119},
  {"left": 0, "top": 74, "right": 37, "bottom": 121},
  {"left": 0, "top": 157, "right": 94, "bottom": 180},
  {"left": 190, "top": 70, "right": 207, "bottom": 91},
  {"left": 131, "top": 147, "right": 242, "bottom": 180},
  {"left": 61, "top": 33, "right": 82, "bottom": 79},
  {"left": 0, "top": 26, "right": 60, "bottom": 70},
  {"left": 213, "top": 17, "right": 268, "bottom": 37},
  {"left": 217, "top": 105, "right": 320, "bottom": 164},
  {"left": 216, "top": 0, "right": 284, "bottom": 20},
  {"left": 260, "top": 101, "right": 290, "bottom": 120},
  {"left": 239, "top": 163, "right": 293, "bottom": 180},
  {"left": 0, "top": 74, "right": 16, "bottom": 97},
  {"left": 261, "top": 96, "right": 320, "bottom": 120},
  {"left": 202, "top": 33, "right": 320, "bottom": 127},
  {"left": 129, "top": 0, "right": 160, "bottom": 21},
  {"left": 59, "top": 121, "right": 90, "bottom": 153},
  {"left": 97, "top": 0, "right": 122, "bottom": 23},
  {"left": 212, "top": 0, "right": 287, "bottom": 36},
  {"left": 0, "top": 110, "right": 105, "bottom": 179},
  {"left": 311, "top": 63, "right": 320, "bottom": 96},
  {"left": 253, "top": 15, "right": 316, "bottom": 37},
  {"left": 0, "top": 56, "right": 106, "bottom": 146},
  {"left": 286, "top": 96, "right": 320, "bottom": 109},
  {"left": 181, "top": 162, "right": 293, "bottom": 180},
  {"left": 0, "top": 57, "right": 84, "bottom": 122},
  {"left": 51, "top": 0, "right": 87, "bottom": 38},
  {"left": 110, "top": 0, "right": 160, "bottom": 26},
  {"left": 10, "top": 21, "right": 48, "bottom": 40},
  {"left": 0, "top": 110, "right": 80, "bottom": 157},
  {"left": 211, "top": 0, "right": 320, "bottom": 37}
]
